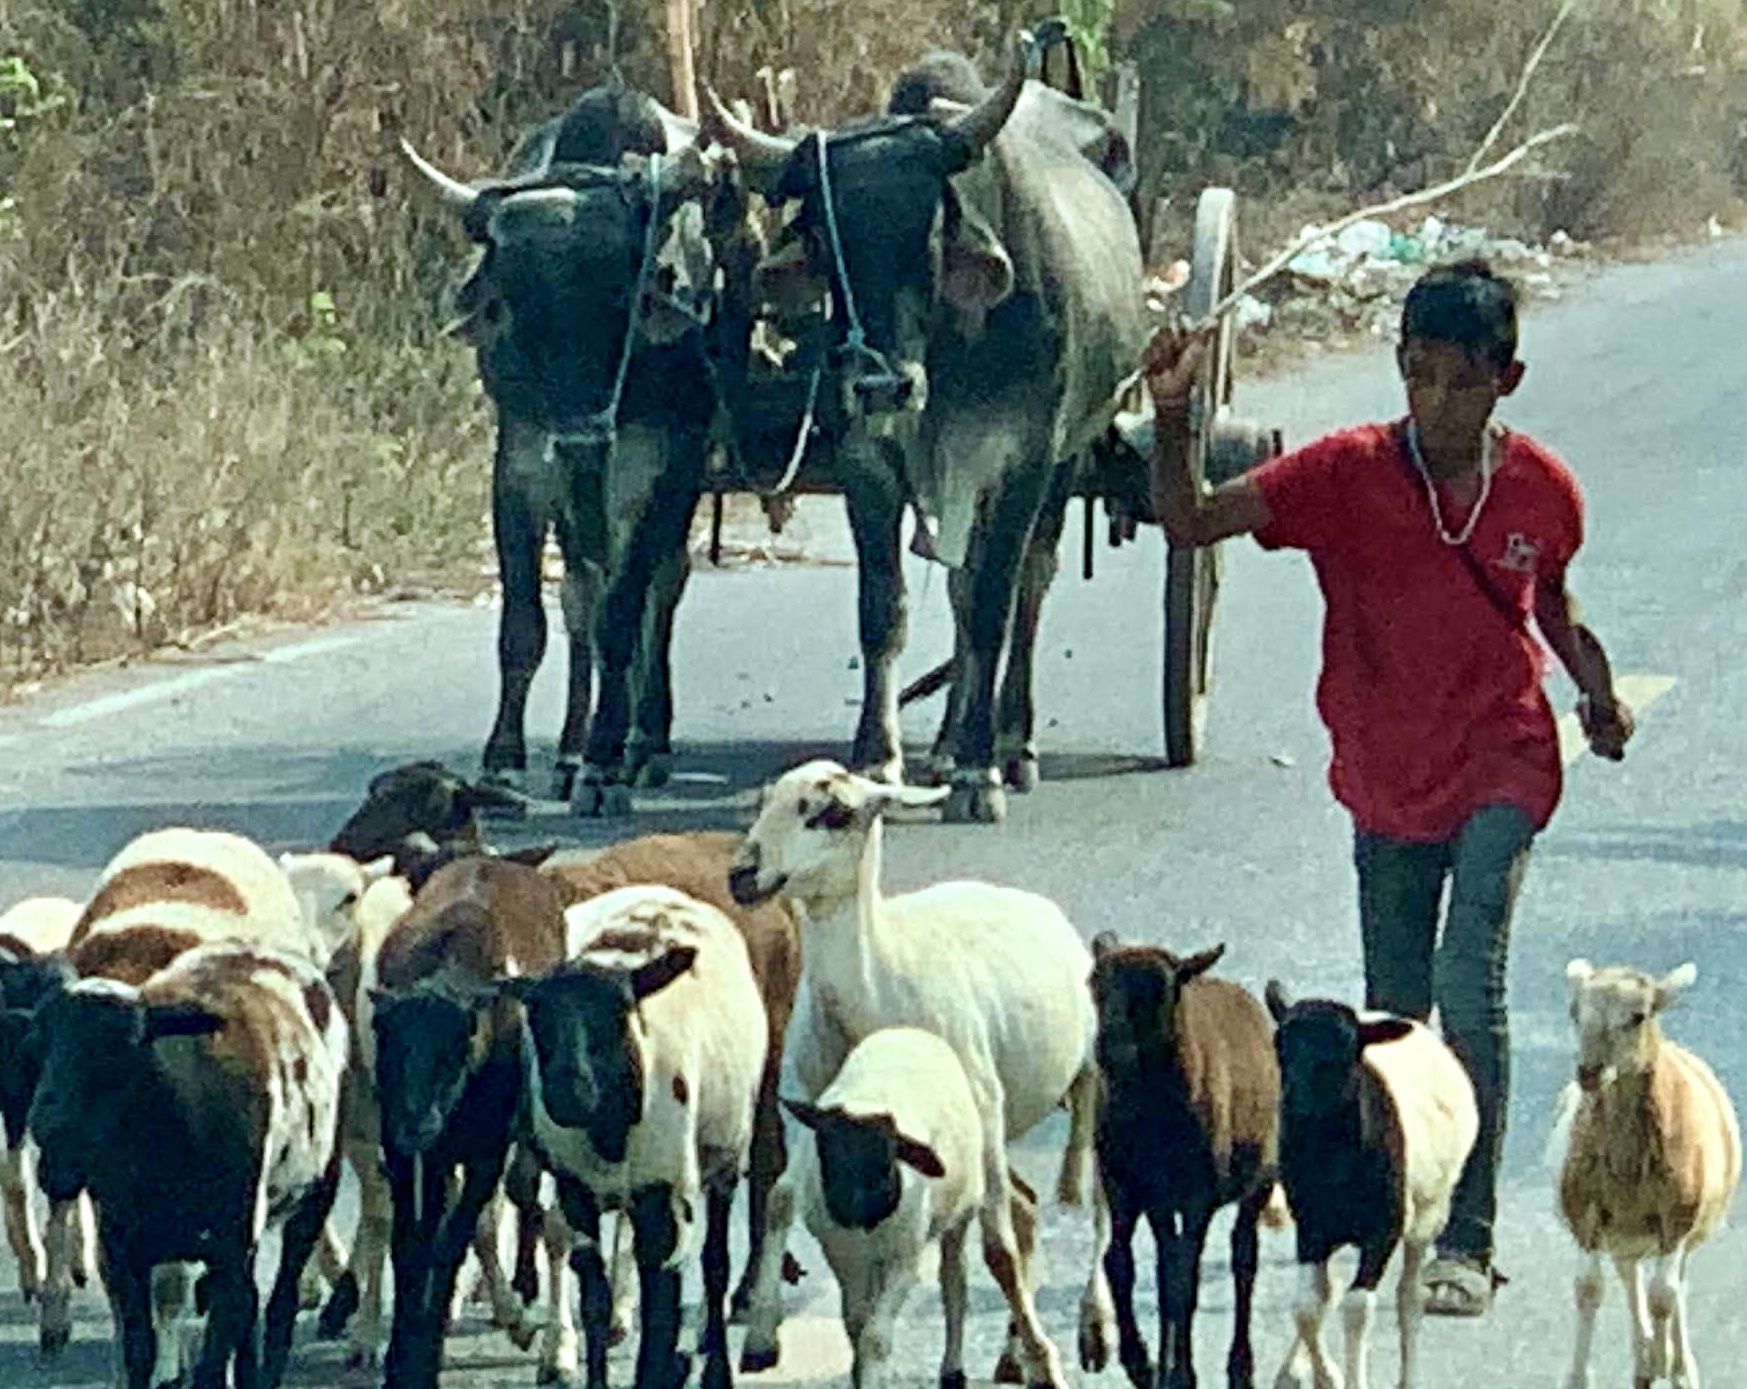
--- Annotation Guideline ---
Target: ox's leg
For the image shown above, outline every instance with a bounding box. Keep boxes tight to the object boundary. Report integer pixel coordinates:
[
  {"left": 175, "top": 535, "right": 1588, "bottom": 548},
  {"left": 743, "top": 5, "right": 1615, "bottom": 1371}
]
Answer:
[
  {"left": 555, "top": 1176, "right": 611, "bottom": 1389},
  {"left": 994, "top": 461, "right": 1071, "bottom": 794},
  {"left": 630, "top": 1183, "right": 689, "bottom": 1389},
  {"left": 843, "top": 454, "right": 908, "bottom": 784},
  {"left": 627, "top": 541, "right": 690, "bottom": 790},
  {"left": 944, "top": 460, "right": 1053, "bottom": 824},
  {"left": 551, "top": 540, "right": 602, "bottom": 804},
  {"left": 484, "top": 415, "right": 555, "bottom": 793},
  {"left": 1, "top": 1140, "right": 43, "bottom": 1300},
  {"left": 261, "top": 1158, "right": 341, "bottom": 1389},
  {"left": 39, "top": 1195, "right": 77, "bottom": 1355},
  {"left": 1563, "top": 1251, "right": 1605, "bottom": 1389},
  {"left": 699, "top": 1174, "right": 737, "bottom": 1389},
  {"left": 577, "top": 428, "right": 702, "bottom": 818}
]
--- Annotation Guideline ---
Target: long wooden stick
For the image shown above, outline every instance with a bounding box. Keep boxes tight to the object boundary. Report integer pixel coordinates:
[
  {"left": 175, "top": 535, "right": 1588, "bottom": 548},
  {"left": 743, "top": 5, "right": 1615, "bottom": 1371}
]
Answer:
[{"left": 1465, "top": 0, "right": 1580, "bottom": 177}]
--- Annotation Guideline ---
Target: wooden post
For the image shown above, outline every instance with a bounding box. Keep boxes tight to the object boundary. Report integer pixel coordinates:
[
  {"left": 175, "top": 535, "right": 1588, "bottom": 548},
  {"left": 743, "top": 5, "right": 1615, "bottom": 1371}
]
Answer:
[{"left": 665, "top": 0, "right": 699, "bottom": 122}]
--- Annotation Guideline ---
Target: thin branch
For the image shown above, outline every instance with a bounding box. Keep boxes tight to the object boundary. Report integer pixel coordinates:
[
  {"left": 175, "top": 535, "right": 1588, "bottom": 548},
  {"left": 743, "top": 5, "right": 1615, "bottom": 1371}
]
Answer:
[{"left": 1466, "top": 0, "right": 1581, "bottom": 177}]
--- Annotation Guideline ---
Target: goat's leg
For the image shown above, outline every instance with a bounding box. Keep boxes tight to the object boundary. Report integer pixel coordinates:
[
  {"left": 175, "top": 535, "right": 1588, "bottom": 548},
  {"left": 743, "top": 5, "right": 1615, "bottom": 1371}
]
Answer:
[
  {"left": 1229, "top": 1192, "right": 1265, "bottom": 1389},
  {"left": 1393, "top": 1239, "right": 1426, "bottom": 1389},
  {"left": 1, "top": 1142, "right": 43, "bottom": 1299},
  {"left": 1613, "top": 1254, "right": 1653, "bottom": 1389},
  {"left": 301, "top": 1218, "right": 347, "bottom": 1310},
  {"left": 425, "top": 1152, "right": 514, "bottom": 1356},
  {"left": 484, "top": 417, "right": 553, "bottom": 791},
  {"left": 1274, "top": 1261, "right": 1339, "bottom": 1389},
  {"left": 1078, "top": 1163, "right": 1117, "bottom": 1374},
  {"left": 504, "top": 1144, "right": 546, "bottom": 1304},
  {"left": 945, "top": 459, "right": 1054, "bottom": 824},
  {"left": 842, "top": 460, "right": 908, "bottom": 783},
  {"left": 102, "top": 1227, "right": 156, "bottom": 1389},
  {"left": 149, "top": 1261, "right": 195, "bottom": 1389},
  {"left": 994, "top": 462, "right": 1070, "bottom": 794},
  {"left": 383, "top": 1150, "right": 449, "bottom": 1389},
  {"left": 1099, "top": 1188, "right": 1148, "bottom": 1389},
  {"left": 1648, "top": 1246, "right": 1691, "bottom": 1386},
  {"left": 631, "top": 1183, "right": 689, "bottom": 1389},
  {"left": 1058, "top": 1062, "right": 1098, "bottom": 1207},
  {"left": 335, "top": 1146, "right": 393, "bottom": 1369},
  {"left": 993, "top": 1171, "right": 1041, "bottom": 1383},
  {"left": 263, "top": 1159, "right": 341, "bottom": 1389},
  {"left": 533, "top": 1202, "right": 579, "bottom": 1387},
  {"left": 1339, "top": 1240, "right": 1393, "bottom": 1389},
  {"left": 699, "top": 1175, "right": 737, "bottom": 1389},
  {"left": 732, "top": 1060, "right": 790, "bottom": 1321},
  {"left": 739, "top": 1173, "right": 799, "bottom": 1372},
  {"left": 940, "top": 1218, "right": 973, "bottom": 1389},
  {"left": 38, "top": 1195, "right": 77, "bottom": 1355},
  {"left": 469, "top": 1187, "right": 538, "bottom": 1350},
  {"left": 191, "top": 1250, "right": 258, "bottom": 1389},
  {"left": 1160, "top": 1205, "right": 1214, "bottom": 1389},
  {"left": 1563, "top": 1251, "right": 1605, "bottom": 1389},
  {"left": 555, "top": 1176, "right": 609, "bottom": 1389},
  {"left": 980, "top": 1193, "right": 1067, "bottom": 1389},
  {"left": 72, "top": 1193, "right": 95, "bottom": 1287},
  {"left": 1666, "top": 1243, "right": 1699, "bottom": 1389}
]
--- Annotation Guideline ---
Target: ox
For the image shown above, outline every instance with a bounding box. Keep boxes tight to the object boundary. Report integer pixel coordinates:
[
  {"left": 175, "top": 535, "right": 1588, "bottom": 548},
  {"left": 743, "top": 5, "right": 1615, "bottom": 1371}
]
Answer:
[
  {"left": 707, "top": 28, "right": 1147, "bottom": 821},
  {"left": 401, "top": 85, "right": 756, "bottom": 814}
]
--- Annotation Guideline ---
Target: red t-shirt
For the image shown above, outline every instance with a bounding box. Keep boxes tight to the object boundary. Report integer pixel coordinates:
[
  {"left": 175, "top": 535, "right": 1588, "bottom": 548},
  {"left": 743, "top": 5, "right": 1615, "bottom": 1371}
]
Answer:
[{"left": 1250, "top": 420, "right": 1584, "bottom": 843}]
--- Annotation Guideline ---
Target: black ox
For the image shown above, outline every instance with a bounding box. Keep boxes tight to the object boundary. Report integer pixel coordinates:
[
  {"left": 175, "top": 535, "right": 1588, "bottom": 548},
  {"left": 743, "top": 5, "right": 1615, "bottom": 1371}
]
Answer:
[
  {"left": 709, "top": 30, "right": 1148, "bottom": 821},
  {"left": 401, "top": 86, "right": 758, "bottom": 814}
]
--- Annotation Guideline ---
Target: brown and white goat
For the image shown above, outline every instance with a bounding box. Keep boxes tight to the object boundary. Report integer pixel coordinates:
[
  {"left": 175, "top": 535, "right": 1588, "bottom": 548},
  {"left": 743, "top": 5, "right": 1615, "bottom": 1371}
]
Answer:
[
  {"left": 1079, "top": 933, "right": 1280, "bottom": 1389},
  {"left": 1554, "top": 959, "right": 1741, "bottom": 1389},
  {"left": 27, "top": 940, "right": 347, "bottom": 1389}
]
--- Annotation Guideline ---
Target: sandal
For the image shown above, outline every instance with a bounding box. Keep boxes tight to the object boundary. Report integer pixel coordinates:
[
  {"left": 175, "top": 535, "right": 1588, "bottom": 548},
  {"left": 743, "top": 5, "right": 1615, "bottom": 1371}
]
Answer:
[{"left": 1422, "top": 1256, "right": 1507, "bottom": 1317}]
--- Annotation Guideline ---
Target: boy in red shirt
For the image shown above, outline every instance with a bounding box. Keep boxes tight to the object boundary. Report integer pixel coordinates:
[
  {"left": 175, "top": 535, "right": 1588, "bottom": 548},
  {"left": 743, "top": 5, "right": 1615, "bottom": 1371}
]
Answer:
[{"left": 1145, "top": 259, "right": 1634, "bottom": 1315}]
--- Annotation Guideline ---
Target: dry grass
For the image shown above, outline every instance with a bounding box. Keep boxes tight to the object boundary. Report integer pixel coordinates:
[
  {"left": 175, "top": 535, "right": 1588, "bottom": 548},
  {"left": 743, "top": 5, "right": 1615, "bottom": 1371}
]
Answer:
[{"left": 1, "top": 0, "right": 1743, "bottom": 694}]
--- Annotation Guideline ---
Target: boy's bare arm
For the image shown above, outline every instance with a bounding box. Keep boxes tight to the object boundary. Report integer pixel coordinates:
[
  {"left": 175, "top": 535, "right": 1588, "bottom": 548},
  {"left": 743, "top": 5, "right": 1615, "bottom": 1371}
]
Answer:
[
  {"left": 1534, "top": 575, "right": 1634, "bottom": 760},
  {"left": 1145, "top": 326, "right": 1271, "bottom": 548}
]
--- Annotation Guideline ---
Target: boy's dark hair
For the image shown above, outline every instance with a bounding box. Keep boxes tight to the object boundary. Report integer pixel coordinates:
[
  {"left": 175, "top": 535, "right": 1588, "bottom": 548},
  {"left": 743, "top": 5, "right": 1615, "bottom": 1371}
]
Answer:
[{"left": 1400, "top": 258, "right": 1518, "bottom": 373}]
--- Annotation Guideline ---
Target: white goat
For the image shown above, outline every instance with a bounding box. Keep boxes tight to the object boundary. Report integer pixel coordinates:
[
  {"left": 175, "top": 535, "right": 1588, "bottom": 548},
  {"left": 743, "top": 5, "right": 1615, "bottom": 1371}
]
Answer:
[
  {"left": 779, "top": 1026, "right": 986, "bottom": 1389},
  {"left": 1553, "top": 959, "right": 1741, "bottom": 1389},
  {"left": 508, "top": 883, "right": 768, "bottom": 1389},
  {"left": 1265, "top": 985, "right": 1478, "bottom": 1389},
  {"left": 729, "top": 760, "right": 1098, "bottom": 1389}
]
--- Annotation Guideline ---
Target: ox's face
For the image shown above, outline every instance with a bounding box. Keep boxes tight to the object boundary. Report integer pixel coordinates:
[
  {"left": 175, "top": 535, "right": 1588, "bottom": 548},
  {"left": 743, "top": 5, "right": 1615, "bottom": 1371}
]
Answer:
[
  {"left": 782, "top": 1098, "right": 945, "bottom": 1231},
  {"left": 28, "top": 981, "right": 223, "bottom": 1201},
  {"left": 1265, "top": 985, "right": 1412, "bottom": 1122},
  {"left": 1565, "top": 958, "right": 1695, "bottom": 1091},
  {"left": 1089, "top": 934, "right": 1225, "bottom": 1077},
  {"left": 729, "top": 760, "right": 947, "bottom": 906},
  {"left": 501, "top": 946, "right": 694, "bottom": 1163},
  {"left": 371, "top": 985, "right": 488, "bottom": 1155},
  {"left": 329, "top": 761, "right": 523, "bottom": 864}
]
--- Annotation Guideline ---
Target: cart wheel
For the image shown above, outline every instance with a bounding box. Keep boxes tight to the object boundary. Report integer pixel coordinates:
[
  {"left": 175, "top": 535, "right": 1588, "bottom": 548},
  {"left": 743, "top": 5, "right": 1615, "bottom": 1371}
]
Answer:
[{"left": 1163, "top": 186, "right": 1238, "bottom": 768}]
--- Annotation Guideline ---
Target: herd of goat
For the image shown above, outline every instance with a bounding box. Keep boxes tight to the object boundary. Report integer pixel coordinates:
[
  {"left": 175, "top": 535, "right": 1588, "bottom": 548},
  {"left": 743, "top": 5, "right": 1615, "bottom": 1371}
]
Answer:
[{"left": 0, "top": 758, "right": 1738, "bottom": 1389}]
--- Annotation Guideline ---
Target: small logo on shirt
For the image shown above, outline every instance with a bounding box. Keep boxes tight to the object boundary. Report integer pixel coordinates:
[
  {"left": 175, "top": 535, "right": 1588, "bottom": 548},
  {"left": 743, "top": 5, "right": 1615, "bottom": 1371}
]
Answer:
[{"left": 1494, "top": 532, "right": 1540, "bottom": 574}]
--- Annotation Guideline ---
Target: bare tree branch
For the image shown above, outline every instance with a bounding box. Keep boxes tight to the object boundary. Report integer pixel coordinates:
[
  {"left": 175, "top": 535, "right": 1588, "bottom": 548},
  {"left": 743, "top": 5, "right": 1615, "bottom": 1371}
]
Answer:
[{"left": 1465, "top": 0, "right": 1581, "bottom": 177}]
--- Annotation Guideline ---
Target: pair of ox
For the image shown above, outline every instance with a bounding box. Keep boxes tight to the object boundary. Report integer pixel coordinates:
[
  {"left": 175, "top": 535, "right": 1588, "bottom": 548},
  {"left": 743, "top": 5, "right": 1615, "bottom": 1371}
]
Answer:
[{"left": 400, "top": 26, "right": 1150, "bottom": 824}]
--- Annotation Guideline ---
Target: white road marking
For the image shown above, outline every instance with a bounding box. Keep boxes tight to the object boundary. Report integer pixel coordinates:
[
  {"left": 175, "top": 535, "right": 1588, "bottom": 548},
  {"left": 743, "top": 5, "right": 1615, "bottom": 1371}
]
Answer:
[
  {"left": 32, "top": 633, "right": 363, "bottom": 730},
  {"left": 1557, "top": 673, "right": 1676, "bottom": 766}
]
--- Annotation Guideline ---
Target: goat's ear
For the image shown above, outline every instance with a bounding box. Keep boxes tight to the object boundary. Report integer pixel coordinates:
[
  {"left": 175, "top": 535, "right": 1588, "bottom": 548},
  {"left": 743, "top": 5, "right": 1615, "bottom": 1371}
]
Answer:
[
  {"left": 1091, "top": 930, "right": 1121, "bottom": 961},
  {"left": 1176, "top": 944, "right": 1226, "bottom": 984},
  {"left": 780, "top": 1097, "right": 830, "bottom": 1132},
  {"left": 1565, "top": 958, "right": 1594, "bottom": 988},
  {"left": 864, "top": 782, "right": 951, "bottom": 818},
  {"left": 143, "top": 1001, "right": 226, "bottom": 1043},
  {"left": 360, "top": 855, "right": 398, "bottom": 884},
  {"left": 504, "top": 843, "right": 561, "bottom": 869},
  {"left": 493, "top": 974, "right": 541, "bottom": 1005},
  {"left": 457, "top": 777, "right": 527, "bottom": 818},
  {"left": 629, "top": 947, "right": 698, "bottom": 1001},
  {"left": 1656, "top": 962, "right": 1698, "bottom": 1008},
  {"left": 1264, "top": 979, "right": 1291, "bottom": 1022},
  {"left": 1355, "top": 1017, "right": 1415, "bottom": 1050},
  {"left": 894, "top": 1133, "right": 947, "bottom": 1179}
]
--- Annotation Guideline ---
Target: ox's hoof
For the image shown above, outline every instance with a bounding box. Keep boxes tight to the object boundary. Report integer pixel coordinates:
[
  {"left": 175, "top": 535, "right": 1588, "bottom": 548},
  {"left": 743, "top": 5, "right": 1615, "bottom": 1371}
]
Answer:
[
  {"left": 535, "top": 1364, "right": 582, "bottom": 1388},
  {"left": 572, "top": 777, "right": 634, "bottom": 818},
  {"left": 1003, "top": 755, "right": 1041, "bottom": 794},
  {"left": 551, "top": 760, "right": 582, "bottom": 802},
  {"left": 628, "top": 744, "right": 674, "bottom": 789},
  {"left": 317, "top": 1273, "right": 359, "bottom": 1339},
  {"left": 941, "top": 1374, "right": 968, "bottom": 1389},
  {"left": 740, "top": 1343, "right": 780, "bottom": 1375},
  {"left": 943, "top": 775, "right": 1007, "bottom": 824},
  {"left": 1120, "top": 1345, "right": 1157, "bottom": 1389}
]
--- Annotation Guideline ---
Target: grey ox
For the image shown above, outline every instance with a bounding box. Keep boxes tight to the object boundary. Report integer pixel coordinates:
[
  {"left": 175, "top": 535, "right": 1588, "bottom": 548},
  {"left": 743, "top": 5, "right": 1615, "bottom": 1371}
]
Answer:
[
  {"left": 708, "top": 28, "right": 1148, "bottom": 821},
  {"left": 401, "top": 86, "right": 758, "bottom": 813}
]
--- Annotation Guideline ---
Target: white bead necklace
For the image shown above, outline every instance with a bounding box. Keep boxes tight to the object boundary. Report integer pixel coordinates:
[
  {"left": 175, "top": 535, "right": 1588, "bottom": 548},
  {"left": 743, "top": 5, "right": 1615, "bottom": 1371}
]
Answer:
[{"left": 1406, "top": 420, "right": 1497, "bottom": 547}]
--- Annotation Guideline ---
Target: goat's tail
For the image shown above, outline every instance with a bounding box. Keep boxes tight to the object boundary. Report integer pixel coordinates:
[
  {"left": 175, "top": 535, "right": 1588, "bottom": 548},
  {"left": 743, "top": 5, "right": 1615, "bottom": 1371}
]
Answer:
[{"left": 1056, "top": 1061, "right": 1100, "bottom": 1208}]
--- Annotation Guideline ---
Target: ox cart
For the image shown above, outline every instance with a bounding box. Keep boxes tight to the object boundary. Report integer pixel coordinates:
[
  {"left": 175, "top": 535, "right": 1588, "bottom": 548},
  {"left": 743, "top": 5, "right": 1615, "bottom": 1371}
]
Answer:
[{"left": 702, "top": 55, "right": 1283, "bottom": 771}]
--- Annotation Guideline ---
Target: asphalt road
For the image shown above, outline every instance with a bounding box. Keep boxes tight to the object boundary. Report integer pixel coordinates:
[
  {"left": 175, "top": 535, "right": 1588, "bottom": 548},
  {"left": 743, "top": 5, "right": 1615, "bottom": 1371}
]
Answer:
[{"left": 2, "top": 236, "right": 1745, "bottom": 1389}]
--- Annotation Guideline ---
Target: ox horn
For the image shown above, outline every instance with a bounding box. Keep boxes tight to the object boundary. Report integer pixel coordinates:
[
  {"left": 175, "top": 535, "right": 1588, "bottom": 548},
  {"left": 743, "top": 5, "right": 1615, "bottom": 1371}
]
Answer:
[
  {"left": 700, "top": 83, "right": 797, "bottom": 192},
  {"left": 943, "top": 33, "right": 1032, "bottom": 160},
  {"left": 398, "top": 137, "right": 482, "bottom": 214}
]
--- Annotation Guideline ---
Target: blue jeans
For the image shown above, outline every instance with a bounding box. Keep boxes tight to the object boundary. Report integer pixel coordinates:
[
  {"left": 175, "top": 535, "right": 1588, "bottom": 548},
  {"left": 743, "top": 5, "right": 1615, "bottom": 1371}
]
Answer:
[{"left": 1353, "top": 803, "right": 1536, "bottom": 1266}]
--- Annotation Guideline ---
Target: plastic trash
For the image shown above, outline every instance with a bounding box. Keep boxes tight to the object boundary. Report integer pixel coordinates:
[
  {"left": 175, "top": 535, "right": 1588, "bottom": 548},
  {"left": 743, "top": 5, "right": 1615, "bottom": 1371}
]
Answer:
[
  {"left": 1334, "top": 219, "right": 1394, "bottom": 258},
  {"left": 1233, "top": 294, "right": 1273, "bottom": 331}
]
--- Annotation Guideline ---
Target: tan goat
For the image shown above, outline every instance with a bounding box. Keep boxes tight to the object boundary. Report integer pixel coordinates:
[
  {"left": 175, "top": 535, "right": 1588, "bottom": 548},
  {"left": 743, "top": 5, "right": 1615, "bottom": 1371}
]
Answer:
[{"left": 1554, "top": 958, "right": 1741, "bottom": 1389}]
